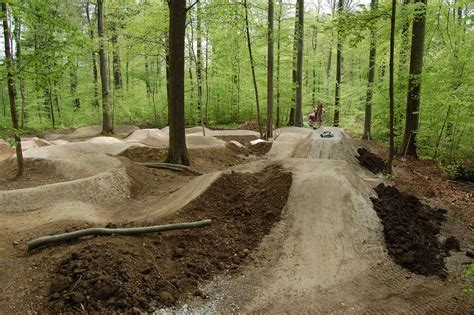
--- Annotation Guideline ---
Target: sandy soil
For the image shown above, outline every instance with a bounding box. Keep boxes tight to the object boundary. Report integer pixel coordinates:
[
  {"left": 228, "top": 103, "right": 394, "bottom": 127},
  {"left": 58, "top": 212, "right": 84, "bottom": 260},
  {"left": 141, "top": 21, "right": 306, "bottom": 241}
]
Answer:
[{"left": 0, "top": 126, "right": 472, "bottom": 314}]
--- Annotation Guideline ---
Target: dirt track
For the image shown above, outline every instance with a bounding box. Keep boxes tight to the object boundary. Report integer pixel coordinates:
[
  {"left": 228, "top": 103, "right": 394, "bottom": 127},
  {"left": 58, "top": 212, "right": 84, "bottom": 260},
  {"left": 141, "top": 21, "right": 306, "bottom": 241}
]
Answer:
[{"left": 0, "top": 126, "right": 473, "bottom": 313}]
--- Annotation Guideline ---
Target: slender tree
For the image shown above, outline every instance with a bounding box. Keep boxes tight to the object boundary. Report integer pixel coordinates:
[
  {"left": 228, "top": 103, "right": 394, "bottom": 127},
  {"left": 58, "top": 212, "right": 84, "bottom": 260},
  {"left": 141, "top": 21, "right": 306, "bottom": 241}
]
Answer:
[
  {"left": 266, "top": 0, "right": 274, "bottom": 138},
  {"left": 166, "top": 0, "right": 189, "bottom": 165},
  {"left": 97, "top": 0, "right": 113, "bottom": 134},
  {"left": 362, "top": 0, "right": 378, "bottom": 140},
  {"left": 387, "top": 0, "right": 396, "bottom": 172},
  {"left": 2, "top": 2, "right": 24, "bottom": 178},
  {"left": 294, "top": 0, "right": 304, "bottom": 127},
  {"left": 400, "top": 0, "right": 428, "bottom": 157},
  {"left": 85, "top": 1, "right": 100, "bottom": 108},
  {"left": 243, "top": 0, "right": 263, "bottom": 138},
  {"left": 196, "top": 0, "right": 205, "bottom": 136},
  {"left": 275, "top": 0, "right": 283, "bottom": 128},
  {"left": 333, "top": 0, "right": 343, "bottom": 127},
  {"left": 14, "top": 16, "right": 27, "bottom": 128}
]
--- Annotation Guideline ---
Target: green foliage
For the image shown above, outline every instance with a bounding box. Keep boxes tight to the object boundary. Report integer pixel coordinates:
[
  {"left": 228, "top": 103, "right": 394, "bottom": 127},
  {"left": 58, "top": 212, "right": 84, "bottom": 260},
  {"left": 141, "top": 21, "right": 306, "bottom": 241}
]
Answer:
[
  {"left": 461, "top": 263, "right": 474, "bottom": 295},
  {"left": 0, "top": 0, "right": 471, "bottom": 165}
]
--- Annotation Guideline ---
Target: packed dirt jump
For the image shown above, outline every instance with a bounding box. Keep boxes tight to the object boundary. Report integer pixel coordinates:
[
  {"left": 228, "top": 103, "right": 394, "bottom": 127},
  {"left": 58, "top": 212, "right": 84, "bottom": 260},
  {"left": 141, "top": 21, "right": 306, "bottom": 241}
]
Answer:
[{"left": 0, "top": 126, "right": 473, "bottom": 313}]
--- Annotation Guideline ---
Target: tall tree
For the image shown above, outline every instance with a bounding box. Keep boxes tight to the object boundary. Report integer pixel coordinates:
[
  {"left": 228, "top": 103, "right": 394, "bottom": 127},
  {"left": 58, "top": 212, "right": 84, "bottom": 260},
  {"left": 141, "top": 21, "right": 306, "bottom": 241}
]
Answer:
[
  {"left": 275, "top": 0, "right": 283, "bottom": 128},
  {"left": 243, "top": 0, "right": 263, "bottom": 138},
  {"left": 333, "top": 0, "right": 343, "bottom": 127},
  {"left": 294, "top": 0, "right": 304, "bottom": 127},
  {"left": 166, "top": 0, "right": 189, "bottom": 165},
  {"left": 85, "top": 1, "right": 100, "bottom": 108},
  {"left": 400, "top": 0, "right": 428, "bottom": 157},
  {"left": 2, "top": 2, "right": 24, "bottom": 178},
  {"left": 362, "top": 0, "right": 378, "bottom": 140},
  {"left": 14, "top": 16, "right": 27, "bottom": 128},
  {"left": 387, "top": 0, "right": 396, "bottom": 172},
  {"left": 97, "top": 0, "right": 113, "bottom": 134},
  {"left": 266, "top": 0, "right": 274, "bottom": 138},
  {"left": 196, "top": 0, "right": 205, "bottom": 136}
]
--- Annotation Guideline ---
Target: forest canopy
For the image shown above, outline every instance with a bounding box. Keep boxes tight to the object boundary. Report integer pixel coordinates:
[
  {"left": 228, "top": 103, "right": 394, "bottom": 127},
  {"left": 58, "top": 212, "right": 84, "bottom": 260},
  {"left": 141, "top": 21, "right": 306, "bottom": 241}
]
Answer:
[{"left": 0, "top": 0, "right": 472, "bottom": 166}]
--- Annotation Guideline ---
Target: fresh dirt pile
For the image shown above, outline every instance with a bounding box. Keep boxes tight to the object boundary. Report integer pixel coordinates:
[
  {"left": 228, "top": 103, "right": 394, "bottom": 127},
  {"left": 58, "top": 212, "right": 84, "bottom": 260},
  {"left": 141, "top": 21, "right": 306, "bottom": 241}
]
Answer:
[
  {"left": 356, "top": 148, "right": 386, "bottom": 173},
  {"left": 119, "top": 146, "right": 247, "bottom": 172},
  {"left": 214, "top": 135, "right": 258, "bottom": 146},
  {"left": 371, "top": 184, "right": 450, "bottom": 278},
  {"left": 240, "top": 121, "right": 261, "bottom": 132},
  {"left": 0, "top": 158, "right": 70, "bottom": 190},
  {"left": 250, "top": 142, "right": 272, "bottom": 156},
  {"left": 46, "top": 165, "right": 292, "bottom": 313}
]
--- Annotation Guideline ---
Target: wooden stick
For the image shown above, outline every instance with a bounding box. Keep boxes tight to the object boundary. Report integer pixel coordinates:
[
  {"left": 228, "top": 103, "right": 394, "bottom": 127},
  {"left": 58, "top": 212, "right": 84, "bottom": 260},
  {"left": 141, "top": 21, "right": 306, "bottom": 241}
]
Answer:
[
  {"left": 139, "top": 162, "right": 203, "bottom": 175},
  {"left": 27, "top": 219, "right": 212, "bottom": 251}
]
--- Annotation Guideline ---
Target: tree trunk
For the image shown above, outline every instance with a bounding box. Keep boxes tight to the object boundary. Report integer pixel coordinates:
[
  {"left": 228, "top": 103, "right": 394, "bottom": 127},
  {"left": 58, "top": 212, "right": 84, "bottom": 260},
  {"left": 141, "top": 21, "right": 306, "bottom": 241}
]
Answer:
[
  {"left": 196, "top": 1, "right": 205, "bottom": 136},
  {"left": 333, "top": 0, "right": 343, "bottom": 127},
  {"left": 85, "top": 1, "right": 100, "bottom": 108},
  {"left": 2, "top": 2, "right": 24, "bottom": 178},
  {"left": 291, "top": 1, "right": 299, "bottom": 123},
  {"left": 97, "top": 0, "right": 113, "bottom": 134},
  {"left": 70, "top": 58, "right": 81, "bottom": 110},
  {"left": 400, "top": 0, "right": 428, "bottom": 157},
  {"left": 363, "top": 0, "right": 378, "bottom": 140},
  {"left": 243, "top": 0, "right": 263, "bottom": 138},
  {"left": 387, "top": 0, "right": 396, "bottom": 172},
  {"left": 14, "top": 17, "right": 27, "bottom": 128},
  {"left": 266, "top": 0, "right": 274, "bottom": 139},
  {"left": 275, "top": 0, "right": 283, "bottom": 128},
  {"left": 111, "top": 29, "right": 122, "bottom": 90},
  {"left": 294, "top": 0, "right": 304, "bottom": 127},
  {"left": 166, "top": 0, "right": 189, "bottom": 165}
]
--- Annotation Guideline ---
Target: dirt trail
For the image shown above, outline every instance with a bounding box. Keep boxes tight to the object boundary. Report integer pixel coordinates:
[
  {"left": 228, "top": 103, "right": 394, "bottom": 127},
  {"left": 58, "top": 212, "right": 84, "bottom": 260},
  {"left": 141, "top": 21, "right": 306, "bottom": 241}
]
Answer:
[{"left": 0, "top": 126, "right": 472, "bottom": 313}]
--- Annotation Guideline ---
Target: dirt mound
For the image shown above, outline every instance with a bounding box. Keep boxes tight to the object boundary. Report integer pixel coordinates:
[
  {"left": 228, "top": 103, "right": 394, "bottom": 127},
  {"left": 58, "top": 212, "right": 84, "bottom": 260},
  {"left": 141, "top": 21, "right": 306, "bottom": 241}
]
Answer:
[
  {"left": 0, "top": 158, "right": 70, "bottom": 190},
  {"left": 119, "top": 146, "right": 247, "bottom": 173},
  {"left": 240, "top": 121, "right": 261, "bottom": 132},
  {"left": 214, "top": 135, "right": 258, "bottom": 146},
  {"left": 47, "top": 165, "right": 292, "bottom": 313},
  {"left": 357, "top": 148, "right": 387, "bottom": 173},
  {"left": 371, "top": 184, "right": 448, "bottom": 278},
  {"left": 250, "top": 142, "right": 272, "bottom": 156}
]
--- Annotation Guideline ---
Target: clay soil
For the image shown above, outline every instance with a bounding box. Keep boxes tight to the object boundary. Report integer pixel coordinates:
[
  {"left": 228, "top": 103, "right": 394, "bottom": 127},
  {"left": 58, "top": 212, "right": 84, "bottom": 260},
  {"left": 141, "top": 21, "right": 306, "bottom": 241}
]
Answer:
[{"left": 41, "top": 165, "right": 292, "bottom": 313}]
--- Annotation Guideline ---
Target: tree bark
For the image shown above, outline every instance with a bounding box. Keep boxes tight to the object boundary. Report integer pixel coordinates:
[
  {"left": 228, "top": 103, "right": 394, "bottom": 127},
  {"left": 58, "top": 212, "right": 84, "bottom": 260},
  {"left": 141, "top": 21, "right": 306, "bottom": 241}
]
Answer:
[
  {"left": 243, "top": 0, "right": 263, "bottom": 138},
  {"left": 166, "top": 0, "right": 190, "bottom": 165},
  {"left": 196, "top": 1, "right": 205, "bottom": 136},
  {"left": 69, "top": 58, "right": 81, "bottom": 110},
  {"left": 14, "top": 17, "right": 27, "bottom": 128},
  {"left": 275, "top": 0, "right": 283, "bottom": 128},
  {"left": 294, "top": 0, "right": 304, "bottom": 127},
  {"left": 400, "top": 0, "right": 428, "bottom": 157},
  {"left": 97, "top": 0, "right": 113, "bottom": 134},
  {"left": 333, "top": 0, "right": 343, "bottom": 127},
  {"left": 85, "top": 1, "right": 100, "bottom": 108},
  {"left": 111, "top": 26, "right": 123, "bottom": 90},
  {"left": 387, "top": 0, "right": 396, "bottom": 172},
  {"left": 2, "top": 2, "right": 24, "bottom": 178},
  {"left": 363, "top": 0, "right": 377, "bottom": 140},
  {"left": 266, "top": 0, "right": 274, "bottom": 139}
]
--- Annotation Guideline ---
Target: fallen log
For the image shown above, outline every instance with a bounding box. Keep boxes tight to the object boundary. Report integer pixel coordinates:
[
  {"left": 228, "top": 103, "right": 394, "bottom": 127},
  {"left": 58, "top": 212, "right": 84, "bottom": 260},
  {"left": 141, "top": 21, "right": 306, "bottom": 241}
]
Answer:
[
  {"left": 139, "top": 162, "right": 203, "bottom": 175},
  {"left": 27, "top": 219, "right": 212, "bottom": 251}
]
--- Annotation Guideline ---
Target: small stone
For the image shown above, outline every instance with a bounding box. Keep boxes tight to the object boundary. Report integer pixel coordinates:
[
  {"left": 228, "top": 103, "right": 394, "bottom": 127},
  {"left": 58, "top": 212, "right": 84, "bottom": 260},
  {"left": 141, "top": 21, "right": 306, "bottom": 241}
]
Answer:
[
  {"left": 232, "top": 256, "right": 240, "bottom": 264},
  {"left": 71, "top": 292, "right": 85, "bottom": 303},
  {"left": 12, "top": 240, "right": 19, "bottom": 246},
  {"left": 158, "top": 290, "right": 175, "bottom": 307},
  {"left": 173, "top": 247, "right": 185, "bottom": 259},
  {"left": 49, "top": 275, "right": 72, "bottom": 294}
]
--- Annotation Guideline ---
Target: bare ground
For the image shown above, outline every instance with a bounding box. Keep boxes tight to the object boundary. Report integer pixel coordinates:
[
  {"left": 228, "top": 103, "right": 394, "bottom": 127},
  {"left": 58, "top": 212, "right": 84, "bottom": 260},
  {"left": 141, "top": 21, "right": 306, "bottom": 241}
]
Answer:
[{"left": 0, "top": 126, "right": 473, "bottom": 314}]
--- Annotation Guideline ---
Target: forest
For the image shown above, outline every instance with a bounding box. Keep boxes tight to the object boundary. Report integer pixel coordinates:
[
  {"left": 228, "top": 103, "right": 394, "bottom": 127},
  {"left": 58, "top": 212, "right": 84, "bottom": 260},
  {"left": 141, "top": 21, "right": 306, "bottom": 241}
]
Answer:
[
  {"left": 0, "top": 0, "right": 472, "bottom": 169},
  {"left": 0, "top": 0, "right": 474, "bottom": 313}
]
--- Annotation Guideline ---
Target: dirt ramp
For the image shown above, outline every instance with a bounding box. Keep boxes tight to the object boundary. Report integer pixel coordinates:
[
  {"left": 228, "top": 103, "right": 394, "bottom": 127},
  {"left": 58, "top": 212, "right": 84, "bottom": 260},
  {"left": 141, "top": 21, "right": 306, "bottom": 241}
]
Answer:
[
  {"left": 0, "top": 167, "right": 132, "bottom": 213},
  {"left": 267, "top": 127, "right": 313, "bottom": 159}
]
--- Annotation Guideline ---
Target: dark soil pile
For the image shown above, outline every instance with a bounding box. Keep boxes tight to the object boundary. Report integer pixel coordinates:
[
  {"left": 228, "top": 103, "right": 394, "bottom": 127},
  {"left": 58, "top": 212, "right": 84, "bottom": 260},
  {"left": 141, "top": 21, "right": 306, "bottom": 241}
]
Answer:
[
  {"left": 240, "top": 121, "right": 261, "bottom": 132},
  {"left": 249, "top": 142, "right": 272, "bottom": 156},
  {"left": 214, "top": 135, "right": 258, "bottom": 146},
  {"left": 119, "top": 146, "right": 247, "bottom": 173},
  {"left": 371, "top": 184, "right": 448, "bottom": 278},
  {"left": 47, "top": 165, "right": 292, "bottom": 313},
  {"left": 356, "top": 148, "right": 387, "bottom": 173},
  {"left": 0, "top": 158, "right": 71, "bottom": 190}
]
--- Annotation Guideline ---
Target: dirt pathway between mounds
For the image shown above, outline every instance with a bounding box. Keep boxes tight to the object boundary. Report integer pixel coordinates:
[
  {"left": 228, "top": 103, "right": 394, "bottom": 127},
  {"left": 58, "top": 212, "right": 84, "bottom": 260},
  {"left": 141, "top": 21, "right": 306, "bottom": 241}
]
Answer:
[{"left": 0, "top": 127, "right": 473, "bottom": 314}]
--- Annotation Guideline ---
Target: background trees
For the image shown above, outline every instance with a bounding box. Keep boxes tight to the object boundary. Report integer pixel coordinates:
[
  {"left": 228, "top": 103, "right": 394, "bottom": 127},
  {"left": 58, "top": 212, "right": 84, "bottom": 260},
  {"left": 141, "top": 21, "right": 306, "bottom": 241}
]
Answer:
[{"left": 0, "top": 0, "right": 471, "bottom": 166}]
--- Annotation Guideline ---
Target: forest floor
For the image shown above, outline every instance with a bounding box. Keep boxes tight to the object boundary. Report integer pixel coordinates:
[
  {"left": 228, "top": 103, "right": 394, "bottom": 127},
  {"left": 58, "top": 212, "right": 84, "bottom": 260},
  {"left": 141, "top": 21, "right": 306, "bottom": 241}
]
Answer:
[{"left": 0, "top": 125, "right": 472, "bottom": 314}]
